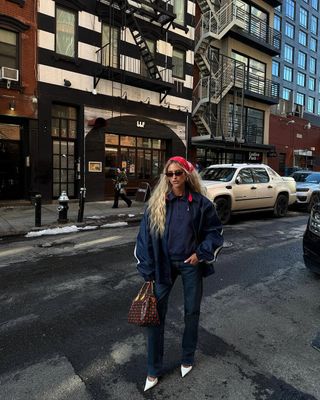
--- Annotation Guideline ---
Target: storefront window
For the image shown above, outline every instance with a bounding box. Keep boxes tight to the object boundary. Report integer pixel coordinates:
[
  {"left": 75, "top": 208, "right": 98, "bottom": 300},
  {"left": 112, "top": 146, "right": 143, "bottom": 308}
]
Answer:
[
  {"left": 105, "top": 134, "right": 166, "bottom": 179},
  {"left": 105, "top": 134, "right": 119, "bottom": 145},
  {"left": 137, "top": 137, "right": 152, "bottom": 148},
  {"left": 120, "top": 136, "right": 136, "bottom": 147},
  {"left": 51, "top": 105, "right": 77, "bottom": 198}
]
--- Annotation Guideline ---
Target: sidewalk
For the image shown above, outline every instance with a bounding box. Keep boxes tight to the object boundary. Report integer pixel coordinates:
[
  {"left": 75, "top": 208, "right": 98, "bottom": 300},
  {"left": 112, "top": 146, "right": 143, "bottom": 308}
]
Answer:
[{"left": 0, "top": 200, "right": 146, "bottom": 238}]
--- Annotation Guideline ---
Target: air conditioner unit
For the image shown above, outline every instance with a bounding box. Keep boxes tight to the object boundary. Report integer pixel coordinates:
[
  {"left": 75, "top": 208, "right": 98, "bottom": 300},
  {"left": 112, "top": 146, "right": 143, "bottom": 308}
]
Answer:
[{"left": 0, "top": 66, "right": 19, "bottom": 81}]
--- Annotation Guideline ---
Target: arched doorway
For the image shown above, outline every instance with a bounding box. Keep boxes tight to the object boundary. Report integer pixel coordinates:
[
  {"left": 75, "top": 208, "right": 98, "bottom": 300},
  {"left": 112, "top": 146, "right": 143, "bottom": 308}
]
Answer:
[{"left": 85, "top": 115, "right": 185, "bottom": 201}]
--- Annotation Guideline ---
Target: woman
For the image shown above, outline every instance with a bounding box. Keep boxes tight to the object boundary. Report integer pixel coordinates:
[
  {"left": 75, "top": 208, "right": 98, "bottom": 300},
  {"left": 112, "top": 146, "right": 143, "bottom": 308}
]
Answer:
[
  {"left": 134, "top": 156, "right": 224, "bottom": 391},
  {"left": 112, "top": 168, "right": 132, "bottom": 208}
]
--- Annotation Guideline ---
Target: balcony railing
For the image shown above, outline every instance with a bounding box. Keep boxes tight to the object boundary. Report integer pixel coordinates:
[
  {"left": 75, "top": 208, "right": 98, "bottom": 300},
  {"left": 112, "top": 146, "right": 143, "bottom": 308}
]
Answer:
[
  {"left": 245, "top": 74, "right": 279, "bottom": 102},
  {"left": 195, "top": 0, "right": 281, "bottom": 53}
]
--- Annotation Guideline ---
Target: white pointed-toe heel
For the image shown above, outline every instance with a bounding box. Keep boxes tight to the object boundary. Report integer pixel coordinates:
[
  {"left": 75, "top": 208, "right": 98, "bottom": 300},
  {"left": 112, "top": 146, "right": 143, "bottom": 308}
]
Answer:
[
  {"left": 144, "top": 376, "right": 158, "bottom": 392},
  {"left": 181, "top": 365, "right": 193, "bottom": 378}
]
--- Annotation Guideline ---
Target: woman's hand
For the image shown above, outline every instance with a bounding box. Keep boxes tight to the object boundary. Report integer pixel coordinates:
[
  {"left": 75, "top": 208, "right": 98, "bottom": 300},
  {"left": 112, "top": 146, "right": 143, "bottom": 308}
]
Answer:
[{"left": 184, "top": 253, "right": 199, "bottom": 265}]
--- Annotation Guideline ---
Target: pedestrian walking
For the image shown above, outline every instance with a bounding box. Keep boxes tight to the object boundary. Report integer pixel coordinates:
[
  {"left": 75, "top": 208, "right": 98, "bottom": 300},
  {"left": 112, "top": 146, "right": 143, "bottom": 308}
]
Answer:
[
  {"left": 112, "top": 168, "right": 132, "bottom": 208},
  {"left": 134, "top": 156, "right": 224, "bottom": 391}
]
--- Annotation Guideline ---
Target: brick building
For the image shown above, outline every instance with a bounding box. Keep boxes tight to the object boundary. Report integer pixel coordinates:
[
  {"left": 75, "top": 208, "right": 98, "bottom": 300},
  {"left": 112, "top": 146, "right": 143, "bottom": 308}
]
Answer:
[
  {"left": 0, "top": 0, "right": 38, "bottom": 201},
  {"left": 268, "top": 113, "right": 320, "bottom": 175}
]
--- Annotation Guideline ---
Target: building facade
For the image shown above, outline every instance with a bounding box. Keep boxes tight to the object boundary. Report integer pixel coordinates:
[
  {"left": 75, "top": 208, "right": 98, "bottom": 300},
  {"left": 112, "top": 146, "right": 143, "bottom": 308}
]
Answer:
[
  {"left": 191, "top": 0, "right": 281, "bottom": 168},
  {"left": 0, "top": 0, "right": 38, "bottom": 201},
  {"left": 37, "top": 0, "right": 195, "bottom": 201},
  {"left": 273, "top": 0, "right": 320, "bottom": 117},
  {"left": 268, "top": 113, "right": 320, "bottom": 174}
]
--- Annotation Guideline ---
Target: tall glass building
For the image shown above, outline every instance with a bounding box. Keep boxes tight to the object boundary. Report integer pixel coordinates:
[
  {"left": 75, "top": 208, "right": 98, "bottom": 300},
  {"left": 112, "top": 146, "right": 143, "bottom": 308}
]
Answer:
[{"left": 273, "top": 0, "right": 320, "bottom": 116}]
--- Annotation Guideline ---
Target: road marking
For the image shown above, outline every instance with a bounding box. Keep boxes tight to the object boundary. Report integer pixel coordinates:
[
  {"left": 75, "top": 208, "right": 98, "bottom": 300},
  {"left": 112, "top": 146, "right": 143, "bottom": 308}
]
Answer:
[
  {"left": 0, "top": 246, "right": 33, "bottom": 258},
  {"left": 74, "top": 235, "right": 121, "bottom": 249}
]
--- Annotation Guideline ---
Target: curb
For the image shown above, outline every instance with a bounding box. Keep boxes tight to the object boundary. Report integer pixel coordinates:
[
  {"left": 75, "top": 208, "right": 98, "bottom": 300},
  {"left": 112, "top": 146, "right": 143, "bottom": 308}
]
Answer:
[{"left": 0, "top": 214, "right": 143, "bottom": 240}]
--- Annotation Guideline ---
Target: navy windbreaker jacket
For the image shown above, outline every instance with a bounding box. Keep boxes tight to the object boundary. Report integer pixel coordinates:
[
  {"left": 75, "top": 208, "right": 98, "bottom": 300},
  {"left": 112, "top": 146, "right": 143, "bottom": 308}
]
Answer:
[{"left": 134, "top": 191, "right": 224, "bottom": 284}]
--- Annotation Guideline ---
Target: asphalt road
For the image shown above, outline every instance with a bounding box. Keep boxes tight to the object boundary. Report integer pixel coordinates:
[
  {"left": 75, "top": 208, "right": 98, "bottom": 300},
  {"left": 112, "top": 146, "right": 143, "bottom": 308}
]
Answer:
[{"left": 0, "top": 211, "right": 319, "bottom": 400}]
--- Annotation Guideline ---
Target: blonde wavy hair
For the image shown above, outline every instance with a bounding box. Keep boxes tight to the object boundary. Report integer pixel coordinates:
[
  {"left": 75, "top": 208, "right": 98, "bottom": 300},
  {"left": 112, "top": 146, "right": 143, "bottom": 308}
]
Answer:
[{"left": 147, "top": 160, "right": 206, "bottom": 237}]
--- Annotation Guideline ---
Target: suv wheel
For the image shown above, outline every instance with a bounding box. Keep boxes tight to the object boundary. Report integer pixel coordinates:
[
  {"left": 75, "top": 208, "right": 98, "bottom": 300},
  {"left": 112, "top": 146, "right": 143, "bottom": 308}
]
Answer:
[
  {"left": 308, "top": 193, "right": 320, "bottom": 213},
  {"left": 274, "top": 194, "right": 288, "bottom": 217},
  {"left": 215, "top": 197, "right": 231, "bottom": 224}
]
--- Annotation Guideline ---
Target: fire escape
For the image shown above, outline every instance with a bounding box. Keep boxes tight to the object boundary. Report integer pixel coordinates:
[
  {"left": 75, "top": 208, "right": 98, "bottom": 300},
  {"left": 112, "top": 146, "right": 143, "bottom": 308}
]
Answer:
[
  {"left": 193, "top": 0, "right": 246, "bottom": 142},
  {"left": 95, "top": 0, "right": 175, "bottom": 103},
  {"left": 193, "top": 0, "right": 281, "bottom": 142}
]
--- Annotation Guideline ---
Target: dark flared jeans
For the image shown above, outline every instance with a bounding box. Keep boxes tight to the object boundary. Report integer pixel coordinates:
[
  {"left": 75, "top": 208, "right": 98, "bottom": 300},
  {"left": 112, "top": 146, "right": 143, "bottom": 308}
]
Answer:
[{"left": 147, "top": 261, "right": 203, "bottom": 377}]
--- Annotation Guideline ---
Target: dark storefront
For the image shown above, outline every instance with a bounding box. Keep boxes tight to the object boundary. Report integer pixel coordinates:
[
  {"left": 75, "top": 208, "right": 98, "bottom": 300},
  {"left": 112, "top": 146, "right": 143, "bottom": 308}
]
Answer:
[
  {"left": 0, "top": 118, "right": 35, "bottom": 201},
  {"left": 193, "top": 139, "right": 272, "bottom": 169}
]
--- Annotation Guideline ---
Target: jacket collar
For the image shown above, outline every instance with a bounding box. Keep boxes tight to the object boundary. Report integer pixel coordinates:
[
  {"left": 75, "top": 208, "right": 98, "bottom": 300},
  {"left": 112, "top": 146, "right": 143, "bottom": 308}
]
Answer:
[{"left": 166, "top": 190, "right": 193, "bottom": 202}]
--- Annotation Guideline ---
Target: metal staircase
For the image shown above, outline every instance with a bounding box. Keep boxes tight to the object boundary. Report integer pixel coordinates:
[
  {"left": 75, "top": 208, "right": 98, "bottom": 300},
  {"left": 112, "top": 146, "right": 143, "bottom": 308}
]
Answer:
[
  {"left": 193, "top": 0, "right": 246, "bottom": 141},
  {"left": 95, "top": 0, "right": 175, "bottom": 101},
  {"left": 195, "top": 0, "right": 246, "bottom": 53},
  {"left": 127, "top": 15, "right": 162, "bottom": 80}
]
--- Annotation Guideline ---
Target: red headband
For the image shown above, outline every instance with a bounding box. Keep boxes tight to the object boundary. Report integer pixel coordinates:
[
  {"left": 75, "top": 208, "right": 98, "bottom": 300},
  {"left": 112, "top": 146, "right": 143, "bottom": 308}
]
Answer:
[{"left": 169, "top": 156, "right": 194, "bottom": 173}]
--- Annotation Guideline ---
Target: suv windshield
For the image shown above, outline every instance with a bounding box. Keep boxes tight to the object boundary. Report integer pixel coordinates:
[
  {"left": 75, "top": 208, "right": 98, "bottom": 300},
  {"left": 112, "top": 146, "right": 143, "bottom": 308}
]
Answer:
[
  {"left": 305, "top": 173, "right": 320, "bottom": 184},
  {"left": 200, "top": 167, "right": 236, "bottom": 182}
]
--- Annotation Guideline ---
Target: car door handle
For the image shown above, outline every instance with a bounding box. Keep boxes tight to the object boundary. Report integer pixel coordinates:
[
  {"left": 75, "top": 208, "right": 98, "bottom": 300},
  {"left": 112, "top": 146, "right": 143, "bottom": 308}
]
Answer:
[
  {"left": 268, "top": 185, "right": 273, "bottom": 188},
  {"left": 251, "top": 186, "right": 257, "bottom": 190}
]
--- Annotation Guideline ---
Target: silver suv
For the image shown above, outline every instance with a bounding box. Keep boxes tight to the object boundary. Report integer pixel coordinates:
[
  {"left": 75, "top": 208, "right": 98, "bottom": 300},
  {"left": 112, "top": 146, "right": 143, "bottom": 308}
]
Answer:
[
  {"left": 201, "top": 163, "right": 296, "bottom": 224},
  {"left": 296, "top": 172, "right": 320, "bottom": 211}
]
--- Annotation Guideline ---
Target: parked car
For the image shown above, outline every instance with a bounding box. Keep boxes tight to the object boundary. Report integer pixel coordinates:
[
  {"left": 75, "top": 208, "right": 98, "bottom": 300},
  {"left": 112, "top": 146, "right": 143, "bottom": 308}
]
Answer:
[
  {"left": 290, "top": 170, "right": 313, "bottom": 183},
  {"left": 296, "top": 172, "right": 320, "bottom": 212},
  {"left": 200, "top": 163, "right": 296, "bottom": 224},
  {"left": 303, "top": 202, "right": 320, "bottom": 274}
]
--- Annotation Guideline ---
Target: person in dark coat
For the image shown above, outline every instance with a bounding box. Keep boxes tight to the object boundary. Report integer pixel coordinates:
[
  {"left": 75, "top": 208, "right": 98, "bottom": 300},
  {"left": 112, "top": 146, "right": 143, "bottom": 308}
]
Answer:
[
  {"left": 134, "top": 156, "right": 224, "bottom": 391},
  {"left": 112, "top": 168, "right": 132, "bottom": 208}
]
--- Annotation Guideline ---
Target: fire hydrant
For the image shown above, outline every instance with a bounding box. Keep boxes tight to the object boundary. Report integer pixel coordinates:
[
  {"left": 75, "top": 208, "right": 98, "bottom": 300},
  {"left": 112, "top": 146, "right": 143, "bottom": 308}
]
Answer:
[{"left": 57, "top": 190, "right": 69, "bottom": 223}]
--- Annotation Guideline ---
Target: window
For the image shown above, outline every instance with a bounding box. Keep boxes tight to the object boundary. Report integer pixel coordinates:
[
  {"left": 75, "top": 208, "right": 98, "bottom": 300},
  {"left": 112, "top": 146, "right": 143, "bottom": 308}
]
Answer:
[
  {"left": 299, "top": 7, "right": 308, "bottom": 28},
  {"left": 102, "top": 24, "right": 119, "bottom": 68},
  {"left": 309, "top": 77, "right": 316, "bottom": 90},
  {"left": 297, "top": 72, "right": 306, "bottom": 86},
  {"left": 285, "top": 21, "right": 295, "bottom": 38},
  {"left": 253, "top": 168, "right": 269, "bottom": 183},
  {"left": 296, "top": 92, "right": 305, "bottom": 105},
  {"left": 172, "top": 48, "right": 185, "bottom": 79},
  {"left": 105, "top": 134, "right": 166, "bottom": 179},
  {"left": 284, "top": 44, "right": 294, "bottom": 63},
  {"left": 310, "top": 56, "right": 316, "bottom": 74},
  {"left": 307, "top": 96, "right": 315, "bottom": 113},
  {"left": 312, "top": 0, "right": 318, "bottom": 10},
  {"left": 52, "top": 105, "right": 77, "bottom": 198},
  {"left": 299, "top": 30, "right": 307, "bottom": 46},
  {"left": 298, "top": 51, "right": 306, "bottom": 69},
  {"left": 250, "top": 5, "right": 268, "bottom": 40},
  {"left": 310, "top": 37, "right": 317, "bottom": 52},
  {"left": 318, "top": 100, "right": 320, "bottom": 114},
  {"left": 283, "top": 87, "right": 292, "bottom": 100},
  {"left": 285, "top": 0, "right": 295, "bottom": 19},
  {"left": 237, "top": 169, "right": 254, "bottom": 184},
  {"left": 274, "top": 15, "right": 281, "bottom": 31},
  {"left": 272, "top": 60, "right": 280, "bottom": 76},
  {"left": 232, "top": 51, "right": 266, "bottom": 94},
  {"left": 245, "top": 107, "right": 264, "bottom": 144},
  {"left": 0, "top": 28, "right": 18, "bottom": 68},
  {"left": 173, "top": 0, "right": 185, "bottom": 25},
  {"left": 56, "top": 7, "right": 76, "bottom": 58},
  {"left": 283, "top": 65, "right": 293, "bottom": 81},
  {"left": 311, "top": 15, "right": 318, "bottom": 34}
]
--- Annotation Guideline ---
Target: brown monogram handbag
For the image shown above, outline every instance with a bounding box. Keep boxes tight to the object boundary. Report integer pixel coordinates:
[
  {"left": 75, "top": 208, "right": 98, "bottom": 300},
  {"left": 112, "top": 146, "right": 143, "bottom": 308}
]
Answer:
[{"left": 128, "top": 281, "right": 160, "bottom": 326}]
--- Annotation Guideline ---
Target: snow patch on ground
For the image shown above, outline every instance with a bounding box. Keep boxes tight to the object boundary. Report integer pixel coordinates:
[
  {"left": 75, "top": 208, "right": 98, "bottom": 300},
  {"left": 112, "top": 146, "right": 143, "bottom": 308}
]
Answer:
[
  {"left": 100, "top": 222, "right": 128, "bottom": 228},
  {"left": 25, "top": 225, "right": 98, "bottom": 237}
]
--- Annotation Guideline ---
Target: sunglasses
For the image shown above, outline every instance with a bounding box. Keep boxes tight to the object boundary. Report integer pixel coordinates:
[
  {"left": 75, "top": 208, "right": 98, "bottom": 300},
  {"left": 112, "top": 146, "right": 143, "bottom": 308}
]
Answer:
[{"left": 165, "top": 170, "right": 184, "bottom": 177}]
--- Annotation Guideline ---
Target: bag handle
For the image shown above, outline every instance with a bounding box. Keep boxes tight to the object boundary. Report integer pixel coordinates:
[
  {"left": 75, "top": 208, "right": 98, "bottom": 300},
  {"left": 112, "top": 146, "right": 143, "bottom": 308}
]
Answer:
[{"left": 134, "top": 281, "right": 154, "bottom": 301}]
